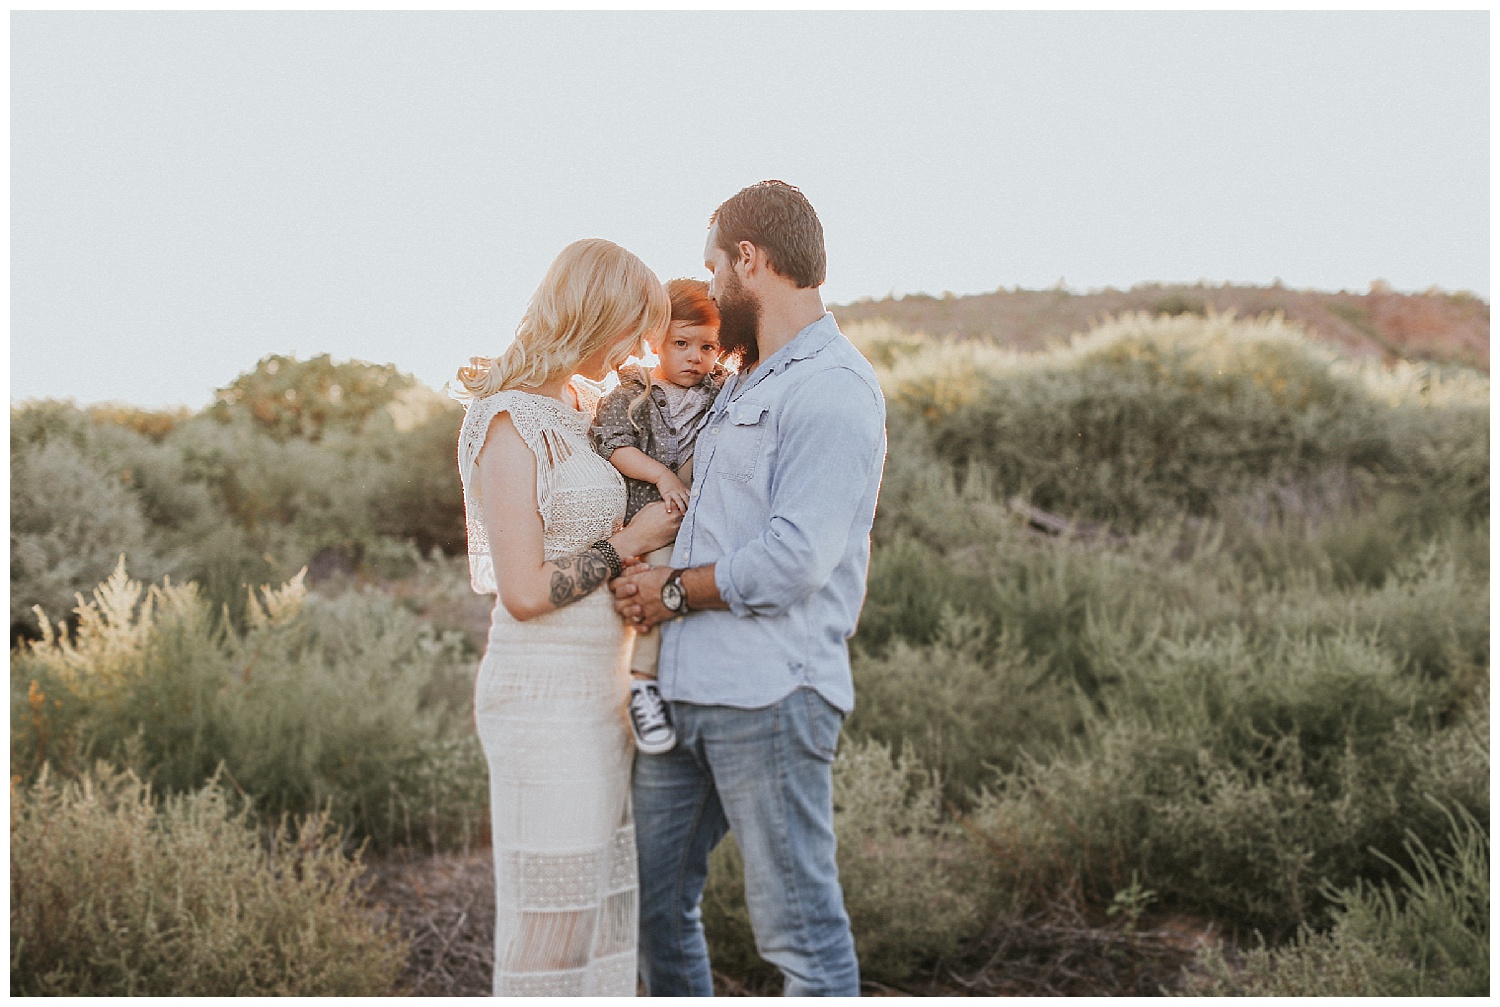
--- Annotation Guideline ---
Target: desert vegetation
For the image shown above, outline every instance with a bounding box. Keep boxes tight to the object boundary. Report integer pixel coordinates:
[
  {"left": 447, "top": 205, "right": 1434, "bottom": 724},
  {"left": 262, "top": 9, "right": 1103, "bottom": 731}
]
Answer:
[
  {"left": 10, "top": 304, "right": 1488, "bottom": 995},
  {"left": 835, "top": 281, "right": 1490, "bottom": 372}
]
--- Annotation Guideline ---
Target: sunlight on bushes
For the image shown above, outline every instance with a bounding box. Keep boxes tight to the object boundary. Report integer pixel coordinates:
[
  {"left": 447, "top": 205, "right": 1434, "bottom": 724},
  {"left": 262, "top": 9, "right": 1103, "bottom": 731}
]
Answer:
[{"left": 12, "top": 562, "right": 487, "bottom": 852}]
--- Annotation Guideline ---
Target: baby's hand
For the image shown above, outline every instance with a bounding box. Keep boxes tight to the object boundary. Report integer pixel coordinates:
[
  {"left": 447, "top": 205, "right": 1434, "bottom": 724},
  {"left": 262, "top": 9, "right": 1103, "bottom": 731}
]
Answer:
[{"left": 656, "top": 472, "right": 690, "bottom": 515}]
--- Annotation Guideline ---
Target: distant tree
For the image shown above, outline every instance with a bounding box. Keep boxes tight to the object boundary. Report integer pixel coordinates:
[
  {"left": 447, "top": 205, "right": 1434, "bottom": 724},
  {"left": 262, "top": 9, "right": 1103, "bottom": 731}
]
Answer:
[
  {"left": 10, "top": 399, "right": 92, "bottom": 453},
  {"left": 209, "top": 354, "right": 415, "bottom": 441},
  {"left": 87, "top": 404, "right": 192, "bottom": 442}
]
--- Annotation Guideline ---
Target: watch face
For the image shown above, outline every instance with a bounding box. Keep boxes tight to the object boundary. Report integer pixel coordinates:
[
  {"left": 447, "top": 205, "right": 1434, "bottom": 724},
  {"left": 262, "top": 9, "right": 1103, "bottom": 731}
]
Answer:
[{"left": 662, "top": 579, "right": 684, "bottom": 612}]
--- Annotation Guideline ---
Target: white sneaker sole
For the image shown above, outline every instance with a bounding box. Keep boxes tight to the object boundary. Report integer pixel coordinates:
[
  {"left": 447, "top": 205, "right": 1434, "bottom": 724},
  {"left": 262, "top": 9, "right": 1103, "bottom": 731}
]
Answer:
[{"left": 633, "top": 732, "right": 677, "bottom": 755}]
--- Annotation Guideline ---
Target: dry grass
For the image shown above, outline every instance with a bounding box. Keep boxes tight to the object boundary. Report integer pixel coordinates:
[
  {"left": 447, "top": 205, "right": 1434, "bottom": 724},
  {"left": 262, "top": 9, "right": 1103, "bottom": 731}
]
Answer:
[{"left": 11, "top": 766, "right": 407, "bottom": 996}]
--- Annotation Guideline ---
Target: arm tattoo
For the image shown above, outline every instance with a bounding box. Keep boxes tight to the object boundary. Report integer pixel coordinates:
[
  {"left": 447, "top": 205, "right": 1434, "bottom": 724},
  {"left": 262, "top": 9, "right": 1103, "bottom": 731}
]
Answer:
[{"left": 548, "top": 548, "right": 612, "bottom": 608}]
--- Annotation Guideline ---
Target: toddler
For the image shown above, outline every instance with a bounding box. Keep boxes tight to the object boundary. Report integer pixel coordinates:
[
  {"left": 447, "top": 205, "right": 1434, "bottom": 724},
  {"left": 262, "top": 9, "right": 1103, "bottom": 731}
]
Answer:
[{"left": 592, "top": 277, "right": 723, "bottom": 753}]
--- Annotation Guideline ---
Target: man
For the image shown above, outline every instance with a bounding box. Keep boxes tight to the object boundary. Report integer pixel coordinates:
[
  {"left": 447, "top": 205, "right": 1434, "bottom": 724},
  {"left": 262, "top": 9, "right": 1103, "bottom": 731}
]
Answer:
[{"left": 610, "top": 180, "right": 887, "bottom": 996}]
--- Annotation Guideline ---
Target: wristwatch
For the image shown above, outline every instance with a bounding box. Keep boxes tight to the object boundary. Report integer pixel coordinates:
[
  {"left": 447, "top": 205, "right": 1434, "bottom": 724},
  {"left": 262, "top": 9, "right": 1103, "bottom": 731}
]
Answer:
[{"left": 661, "top": 568, "right": 690, "bottom": 615}]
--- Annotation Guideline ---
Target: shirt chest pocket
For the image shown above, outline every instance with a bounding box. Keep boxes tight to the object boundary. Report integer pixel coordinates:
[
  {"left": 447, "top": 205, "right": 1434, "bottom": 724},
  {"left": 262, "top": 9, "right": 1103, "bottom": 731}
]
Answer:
[{"left": 706, "top": 402, "right": 768, "bottom": 484}]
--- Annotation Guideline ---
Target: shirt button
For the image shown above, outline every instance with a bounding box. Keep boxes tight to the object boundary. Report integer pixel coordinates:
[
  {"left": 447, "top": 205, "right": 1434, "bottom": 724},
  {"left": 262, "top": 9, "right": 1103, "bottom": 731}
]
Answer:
[{"left": 711, "top": 427, "right": 720, "bottom": 435}]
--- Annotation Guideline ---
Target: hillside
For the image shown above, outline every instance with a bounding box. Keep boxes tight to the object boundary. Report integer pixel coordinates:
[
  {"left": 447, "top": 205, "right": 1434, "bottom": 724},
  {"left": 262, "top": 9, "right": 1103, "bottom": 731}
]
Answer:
[{"left": 832, "top": 281, "right": 1489, "bottom": 373}]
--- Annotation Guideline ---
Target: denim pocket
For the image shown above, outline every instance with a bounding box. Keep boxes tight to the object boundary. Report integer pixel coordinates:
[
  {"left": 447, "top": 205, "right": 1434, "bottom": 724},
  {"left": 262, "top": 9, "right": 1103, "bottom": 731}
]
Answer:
[
  {"left": 714, "top": 403, "right": 767, "bottom": 484},
  {"left": 797, "top": 688, "right": 843, "bottom": 763}
]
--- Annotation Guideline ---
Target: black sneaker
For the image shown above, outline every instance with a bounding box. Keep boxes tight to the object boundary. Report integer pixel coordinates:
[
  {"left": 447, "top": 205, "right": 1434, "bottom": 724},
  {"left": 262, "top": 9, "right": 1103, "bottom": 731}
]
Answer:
[{"left": 628, "top": 680, "right": 676, "bottom": 754}]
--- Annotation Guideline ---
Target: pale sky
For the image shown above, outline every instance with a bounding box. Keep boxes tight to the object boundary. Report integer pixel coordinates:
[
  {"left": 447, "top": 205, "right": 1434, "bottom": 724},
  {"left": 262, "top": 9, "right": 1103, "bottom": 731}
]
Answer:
[{"left": 11, "top": 11, "right": 1490, "bottom": 409}]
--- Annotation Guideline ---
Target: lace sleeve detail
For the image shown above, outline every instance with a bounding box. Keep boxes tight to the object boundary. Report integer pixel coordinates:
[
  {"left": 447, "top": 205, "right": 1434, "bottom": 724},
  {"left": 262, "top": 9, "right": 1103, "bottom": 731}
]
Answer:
[{"left": 457, "top": 392, "right": 580, "bottom": 594}]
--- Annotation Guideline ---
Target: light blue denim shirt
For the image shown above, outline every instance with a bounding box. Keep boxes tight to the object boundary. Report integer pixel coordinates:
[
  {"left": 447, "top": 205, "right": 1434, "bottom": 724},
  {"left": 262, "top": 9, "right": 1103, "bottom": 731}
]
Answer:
[{"left": 658, "top": 312, "right": 887, "bottom": 713}]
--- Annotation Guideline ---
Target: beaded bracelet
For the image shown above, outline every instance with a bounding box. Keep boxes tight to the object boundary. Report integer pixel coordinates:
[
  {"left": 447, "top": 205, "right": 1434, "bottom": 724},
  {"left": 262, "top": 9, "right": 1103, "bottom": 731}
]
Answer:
[{"left": 591, "top": 539, "right": 624, "bottom": 580}]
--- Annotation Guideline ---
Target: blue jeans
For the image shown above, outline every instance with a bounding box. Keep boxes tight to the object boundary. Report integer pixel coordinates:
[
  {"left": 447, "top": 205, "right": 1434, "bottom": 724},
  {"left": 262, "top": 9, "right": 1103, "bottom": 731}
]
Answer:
[{"left": 633, "top": 688, "right": 860, "bottom": 996}]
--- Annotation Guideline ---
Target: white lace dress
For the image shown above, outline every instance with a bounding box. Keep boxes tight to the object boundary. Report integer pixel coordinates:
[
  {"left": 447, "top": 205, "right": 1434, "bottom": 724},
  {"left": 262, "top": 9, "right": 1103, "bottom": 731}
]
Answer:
[{"left": 457, "top": 381, "right": 638, "bottom": 997}]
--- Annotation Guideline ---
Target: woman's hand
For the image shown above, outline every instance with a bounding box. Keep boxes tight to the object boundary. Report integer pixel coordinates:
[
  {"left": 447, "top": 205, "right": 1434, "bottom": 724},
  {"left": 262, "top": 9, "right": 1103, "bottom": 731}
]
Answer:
[{"left": 614, "top": 500, "right": 682, "bottom": 558}]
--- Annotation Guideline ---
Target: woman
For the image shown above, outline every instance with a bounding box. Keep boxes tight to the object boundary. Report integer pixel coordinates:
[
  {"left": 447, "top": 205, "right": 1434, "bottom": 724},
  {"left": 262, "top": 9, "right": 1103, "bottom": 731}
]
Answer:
[{"left": 453, "top": 238, "right": 680, "bottom": 996}]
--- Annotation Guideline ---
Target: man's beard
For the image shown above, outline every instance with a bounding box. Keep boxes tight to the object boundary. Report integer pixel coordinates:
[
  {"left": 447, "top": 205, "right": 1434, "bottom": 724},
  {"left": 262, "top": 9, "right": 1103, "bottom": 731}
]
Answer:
[{"left": 715, "top": 271, "right": 761, "bottom": 369}]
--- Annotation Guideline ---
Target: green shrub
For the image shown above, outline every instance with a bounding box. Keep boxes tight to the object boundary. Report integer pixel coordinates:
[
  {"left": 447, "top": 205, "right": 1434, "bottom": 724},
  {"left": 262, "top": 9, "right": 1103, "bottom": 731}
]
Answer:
[
  {"left": 9, "top": 437, "right": 160, "bottom": 630},
  {"left": 833, "top": 740, "right": 986, "bottom": 983},
  {"left": 19, "top": 390, "right": 447, "bottom": 614},
  {"left": 11, "top": 562, "right": 487, "bottom": 852},
  {"left": 10, "top": 764, "right": 406, "bottom": 995},
  {"left": 852, "top": 413, "right": 1489, "bottom": 938},
  {"left": 1399, "top": 403, "right": 1488, "bottom": 518},
  {"left": 966, "top": 684, "right": 1482, "bottom": 936},
  {"left": 850, "top": 611, "right": 1076, "bottom": 801},
  {"left": 167, "top": 399, "right": 466, "bottom": 601},
  {"left": 1184, "top": 804, "right": 1488, "bottom": 996},
  {"left": 968, "top": 625, "right": 1486, "bottom": 934},
  {"left": 84, "top": 418, "right": 221, "bottom": 540},
  {"left": 1105, "top": 628, "right": 1443, "bottom": 782},
  {"left": 1249, "top": 534, "right": 1490, "bottom": 691},
  {"left": 868, "top": 416, "right": 1018, "bottom": 555},
  {"left": 214, "top": 584, "right": 487, "bottom": 850},
  {"left": 9, "top": 399, "right": 94, "bottom": 453},
  {"left": 1405, "top": 696, "right": 1489, "bottom": 823},
  {"left": 918, "top": 313, "right": 1382, "bottom": 525},
  {"left": 702, "top": 739, "right": 984, "bottom": 989},
  {"left": 1153, "top": 293, "right": 1206, "bottom": 317},
  {"left": 863, "top": 523, "right": 1184, "bottom": 703},
  {"left": 365, "top": 404, "right": 467, "bottom": 556},
  {"left": 880, "top": 311, "right": 1487, "bottom": 530},
  {"left": 171, "top": 416, "right": 379, "bottom": 551},
  {"left": 857, "top": 533, "right": 963, "bottom": 651},
  {"left": 9, "top": 388, "right": 471, "bottom": 637}
]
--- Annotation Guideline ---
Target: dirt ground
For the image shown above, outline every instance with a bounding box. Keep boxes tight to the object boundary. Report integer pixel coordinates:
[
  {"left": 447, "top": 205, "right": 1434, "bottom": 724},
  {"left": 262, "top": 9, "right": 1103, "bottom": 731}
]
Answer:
[{"left": 362, "top": 851, "right": 1214, "bottom": 997}]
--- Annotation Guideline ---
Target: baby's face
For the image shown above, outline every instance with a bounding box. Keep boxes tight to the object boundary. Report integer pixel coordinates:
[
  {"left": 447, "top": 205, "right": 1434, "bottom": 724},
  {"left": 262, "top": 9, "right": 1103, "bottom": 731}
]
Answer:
[{"left": 653, "top": 321, "right": 720, "bottom": 388}]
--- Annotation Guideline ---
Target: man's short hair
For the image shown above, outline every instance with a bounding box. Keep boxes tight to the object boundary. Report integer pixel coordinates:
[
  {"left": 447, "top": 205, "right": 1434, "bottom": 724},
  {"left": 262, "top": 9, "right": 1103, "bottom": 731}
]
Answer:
[{"left": 710, "top": 180, "right": 826, "bottom": 289}]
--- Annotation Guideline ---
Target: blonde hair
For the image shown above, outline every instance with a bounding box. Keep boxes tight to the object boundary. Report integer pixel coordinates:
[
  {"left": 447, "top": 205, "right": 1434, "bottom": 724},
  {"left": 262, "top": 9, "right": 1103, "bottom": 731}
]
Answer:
[{"left": 454, "top": 238, "right": 670, "bottom": 400}]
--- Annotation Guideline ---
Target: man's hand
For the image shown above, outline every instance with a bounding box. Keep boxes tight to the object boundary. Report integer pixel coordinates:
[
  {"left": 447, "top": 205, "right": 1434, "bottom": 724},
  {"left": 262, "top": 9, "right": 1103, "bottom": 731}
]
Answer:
[{"left": 610, "top": 564, "right": 675, "bottom": 630}]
